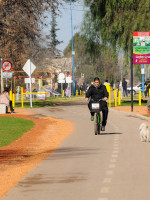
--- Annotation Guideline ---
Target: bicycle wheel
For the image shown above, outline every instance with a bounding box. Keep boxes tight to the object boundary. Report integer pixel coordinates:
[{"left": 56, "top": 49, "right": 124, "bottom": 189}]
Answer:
[
  {"left": 94, "top": 113, "right": 100, "bottom": 135},
  {"left": 97, "top": 113, "right": 101, "bottom": 135}
]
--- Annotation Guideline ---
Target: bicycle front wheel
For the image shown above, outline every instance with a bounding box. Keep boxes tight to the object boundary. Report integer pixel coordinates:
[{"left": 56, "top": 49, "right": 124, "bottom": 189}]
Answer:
[{"left": 94, "top": 113, "right": 100, "bottom": 135}]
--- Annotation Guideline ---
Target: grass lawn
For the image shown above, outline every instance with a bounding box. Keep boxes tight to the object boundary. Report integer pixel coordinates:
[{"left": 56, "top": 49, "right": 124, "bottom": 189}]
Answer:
[
  {"left": 15, "top": 96, "right": 85, "bottom": 108},
  {"left": 0, "top": 117, "right": 34, "bottom": 147}
]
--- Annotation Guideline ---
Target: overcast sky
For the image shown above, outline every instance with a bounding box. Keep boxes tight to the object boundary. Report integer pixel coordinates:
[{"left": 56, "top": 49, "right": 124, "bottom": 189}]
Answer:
[{"left": 43, "top": 1, "right": 88, "bottom": 55}]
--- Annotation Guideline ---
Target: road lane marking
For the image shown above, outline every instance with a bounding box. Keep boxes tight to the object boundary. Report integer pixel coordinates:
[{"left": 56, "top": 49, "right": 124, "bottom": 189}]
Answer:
[
  {"left": 112, "top": 150, "right": 119, "bottom": 154},
  {"left": 112, "top": 154, "right": 118, "bottom": 158},
  {"left": 106, "top": 170, "right": 114, "bottom": 175},
  {"left": 109, "top": 164, "right": 116, "bottom": 168},
  {"left": 103, "top": 177, "right": 112, "bottom": 183},
  {"left": 100, "top": 187, "right": 110, "bottom": 193}
]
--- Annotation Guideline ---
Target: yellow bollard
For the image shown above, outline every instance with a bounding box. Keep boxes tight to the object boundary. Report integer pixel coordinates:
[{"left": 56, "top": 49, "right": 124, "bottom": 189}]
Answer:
[
  {"left": 149, "top": 89, "right": 150, "bottom": 97},
  {"left": 21, "top": 87, "right": 24, "bottom": 108},
  {"left": 109, "top": 90, "right": 111, "bottom": 108},
  {"left": 114, "top": 90, "right": 117, "bottom": 107},
  {"left": 139, "top": 90, "right": 141, "bottom": 106},
  {"left": 63, "top": 90, "right": 65, "bottom": 97},
  {"left": 118, "top": 91, "right": 121, "bottom": 105},
  {"left": 9, "top": 91, "right": 12, "bottom": 101},
  {"left": 12, "top": 93, "right": 15, "bottom": 107},
  {"left": 80, "top": 90, "right": 82, "bottom": 96},
  {"left": 76, "top": 90, "right": 78, "bottom": 96}
]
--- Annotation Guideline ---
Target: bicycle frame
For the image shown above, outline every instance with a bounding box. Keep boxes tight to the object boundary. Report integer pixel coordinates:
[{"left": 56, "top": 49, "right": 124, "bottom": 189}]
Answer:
[{"left": 94, "top": 110, "right": 102, "bottom": 135}]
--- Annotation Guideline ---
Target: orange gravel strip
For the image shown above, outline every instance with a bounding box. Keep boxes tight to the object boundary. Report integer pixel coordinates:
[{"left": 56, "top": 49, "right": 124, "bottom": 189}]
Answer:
[
  {"left": 111, "top": 106, "right": 147, "bottom": 116},
  {"left": 0, "top": 108, "right": 74, "bottom": 198}
]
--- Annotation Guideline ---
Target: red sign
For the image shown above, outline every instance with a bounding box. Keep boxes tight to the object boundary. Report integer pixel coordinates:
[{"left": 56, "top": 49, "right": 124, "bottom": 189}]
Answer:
[
  {"left": 67, "top": 74, "right": 73, "bottom": 79},
  {"left": 2, "top": 60, "right": 12, "bottom": 72}
]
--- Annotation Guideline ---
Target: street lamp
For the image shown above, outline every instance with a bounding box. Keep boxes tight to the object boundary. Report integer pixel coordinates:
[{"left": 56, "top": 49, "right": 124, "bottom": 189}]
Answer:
[{"left": 69, "top": 0, "right": 76, "bottom": 96}]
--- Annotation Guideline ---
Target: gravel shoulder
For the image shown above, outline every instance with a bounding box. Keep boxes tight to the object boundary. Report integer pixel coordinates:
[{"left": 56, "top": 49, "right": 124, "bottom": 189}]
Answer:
[{"left": 0, "top": 108, "right": 73, "bottom": 198}]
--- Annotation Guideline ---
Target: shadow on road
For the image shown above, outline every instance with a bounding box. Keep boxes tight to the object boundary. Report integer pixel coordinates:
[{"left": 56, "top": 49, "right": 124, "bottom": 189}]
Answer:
[
  {"left": 99, "top": 132, "right": 123, "bottom": 135},
  {"left": 45, "top": 147, "right": 101, "bottom": 160}
]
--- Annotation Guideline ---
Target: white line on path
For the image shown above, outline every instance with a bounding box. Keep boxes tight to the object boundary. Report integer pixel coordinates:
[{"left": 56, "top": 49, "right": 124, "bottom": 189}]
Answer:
[
  {"left": 103, "top": 177, "right": 112, "bottom": 183},
  {"left": 100, "top": 187, "right": 110, "bottom": 193}
]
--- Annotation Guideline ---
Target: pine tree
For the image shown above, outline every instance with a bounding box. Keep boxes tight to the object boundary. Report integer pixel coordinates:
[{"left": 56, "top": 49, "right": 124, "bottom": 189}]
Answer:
[{"left": 47, "top": 3, "right": 62, "bottom": 56}]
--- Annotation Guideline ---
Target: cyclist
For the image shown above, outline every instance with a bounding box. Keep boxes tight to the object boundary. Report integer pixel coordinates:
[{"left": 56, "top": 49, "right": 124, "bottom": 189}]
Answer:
[{"left": 85, "top": 77, "right": 109, "bottom": 131}]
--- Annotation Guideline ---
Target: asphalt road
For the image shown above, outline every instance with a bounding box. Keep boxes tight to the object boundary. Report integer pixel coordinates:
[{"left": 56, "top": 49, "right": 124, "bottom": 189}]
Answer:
[{"left": 2, "top": 101, "right": 150, "bottom": 200}]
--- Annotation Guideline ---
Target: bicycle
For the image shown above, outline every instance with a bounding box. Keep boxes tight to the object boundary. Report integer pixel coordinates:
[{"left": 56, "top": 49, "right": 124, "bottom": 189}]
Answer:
[{"left": 90, "top": 99, "right": 104, "bottom": 135}]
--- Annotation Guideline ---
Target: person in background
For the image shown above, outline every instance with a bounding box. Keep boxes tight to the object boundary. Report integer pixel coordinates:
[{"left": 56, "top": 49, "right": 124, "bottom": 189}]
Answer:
[
  {"left": 65, "top": 87, "right": 70, "bottom": 98},
  {"left": 144, "top": 78, "right": 150, "bottom": 97},
  {"left": 104, "top": 80, "right": 110, "bottom": 86},
  {"left": 122, "top": 78, "right": 128, "bottom": 97},
  {"left": 0, "top": 87, "right": 15, "bottom": 113}
]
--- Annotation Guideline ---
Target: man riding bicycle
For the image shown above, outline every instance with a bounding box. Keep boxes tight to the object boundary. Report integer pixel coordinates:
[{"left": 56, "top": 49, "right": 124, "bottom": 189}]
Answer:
[{"left": 85, "top": 77, "right": 109, "bottom": 131}]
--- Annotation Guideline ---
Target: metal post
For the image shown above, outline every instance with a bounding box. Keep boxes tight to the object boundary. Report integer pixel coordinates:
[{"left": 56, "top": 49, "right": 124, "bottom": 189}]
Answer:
[
  {"left": 29, "top": 59, "right": 32, "bottom": 108},
  {"left": 142, "top": 64, "right": 145, "bottom": 88},
  {"left": 1, "top": 58, "right": 3, "bottom": 92},
  {"left": 61, "top": 83, "right": 63, "bottom": 97},
  {"left": 131, "top": 48, "right": 133, "bottom": 112},
  {"left": 6, "top": 78, "right": 8, "bottom": 87},
  {"left": 70, "top": 0, "right": 75, "bottom": 96}
]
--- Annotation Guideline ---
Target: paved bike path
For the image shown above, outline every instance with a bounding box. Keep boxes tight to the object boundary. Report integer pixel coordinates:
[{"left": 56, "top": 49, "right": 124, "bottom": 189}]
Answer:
[{"left": 2, "top": 101, "right": 150, "bottom": 200}]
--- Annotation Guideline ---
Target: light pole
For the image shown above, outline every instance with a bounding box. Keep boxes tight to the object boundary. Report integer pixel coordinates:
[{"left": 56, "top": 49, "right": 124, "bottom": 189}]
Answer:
[{"left": 69, "top": 0, "right": 76, "bottom": 95}]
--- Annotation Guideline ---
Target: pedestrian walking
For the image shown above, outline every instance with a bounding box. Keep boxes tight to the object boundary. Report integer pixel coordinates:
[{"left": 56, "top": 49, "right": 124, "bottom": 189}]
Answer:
[
  {"left": 0, "top": 87, "right": 15, "bottom": 113},
  {"left": 122, "top": 78, "right": 128, "bottom": 97},
  {"left": 144, "top": 78, "right": 150, "bottom": 97}
]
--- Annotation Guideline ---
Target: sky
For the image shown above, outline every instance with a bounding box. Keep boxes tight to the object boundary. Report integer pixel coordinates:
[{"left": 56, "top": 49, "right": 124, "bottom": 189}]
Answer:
[{"left": 43, "top": 0, "right": 88, "bottom": 55}]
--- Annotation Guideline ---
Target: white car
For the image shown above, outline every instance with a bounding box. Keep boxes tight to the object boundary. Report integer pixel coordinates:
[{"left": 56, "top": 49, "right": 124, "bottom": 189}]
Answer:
[{"left": 127, "top": 83, "right": 142, "bottom": 95}]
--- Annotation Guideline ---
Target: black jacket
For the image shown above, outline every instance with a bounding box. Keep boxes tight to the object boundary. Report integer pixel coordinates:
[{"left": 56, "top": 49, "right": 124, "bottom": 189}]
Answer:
[
  {"left": 86, "top": 84, "right": 109, "bottom": 101},
  {"left": 122, "top": 80, "right": 127, "bottom": 89}
]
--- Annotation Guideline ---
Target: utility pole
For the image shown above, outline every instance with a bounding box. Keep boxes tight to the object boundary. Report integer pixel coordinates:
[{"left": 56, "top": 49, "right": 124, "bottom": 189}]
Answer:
[{"left": 70, "top": 0, "right": 76, "bottom": 96}]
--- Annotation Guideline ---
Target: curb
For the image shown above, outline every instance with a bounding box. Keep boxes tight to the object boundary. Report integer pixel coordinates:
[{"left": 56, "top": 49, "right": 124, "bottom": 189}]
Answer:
[{"left": 110, "top": 108, "right": 148, "bottom": 120}]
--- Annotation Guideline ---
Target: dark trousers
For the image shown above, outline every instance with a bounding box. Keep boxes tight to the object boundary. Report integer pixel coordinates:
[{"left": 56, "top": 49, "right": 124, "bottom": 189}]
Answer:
[
  {"left": 123, "top": 88, "right": 128, "bottom": 97},
  {"left": 6, "top": 100, "right": 14, "bottom": 113},
  {"left": 88, "top": 101, "right": 108, "bottom": 126}
]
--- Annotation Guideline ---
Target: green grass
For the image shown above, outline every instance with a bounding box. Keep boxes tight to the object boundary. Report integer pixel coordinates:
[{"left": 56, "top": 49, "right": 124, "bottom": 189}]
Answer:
[
  {"left": 0, "top": 117, "right": 34, "bottom": 147},
  {"left": 15, "top": 96, "right": 84, "bottom": 108}
]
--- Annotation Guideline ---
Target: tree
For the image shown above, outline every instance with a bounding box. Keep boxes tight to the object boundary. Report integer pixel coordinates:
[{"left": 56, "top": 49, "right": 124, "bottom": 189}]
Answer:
[
  {"left": 0, "top": 0, "right": 60, "bottom": 71},
  {"left": 47, "top": 2, "right": 62, "bottom": 56},
  {"left": 64, "top": 33, "right": 118, "bottom": 84},
  {"left": 84, "top": 0, "right": 150, "bottom": 52}
]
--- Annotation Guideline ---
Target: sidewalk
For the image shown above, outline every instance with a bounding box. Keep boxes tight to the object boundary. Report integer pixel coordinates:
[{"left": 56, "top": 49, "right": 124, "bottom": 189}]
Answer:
[{"left": 111, "top": 106, "right": 147, "bottom": 116}]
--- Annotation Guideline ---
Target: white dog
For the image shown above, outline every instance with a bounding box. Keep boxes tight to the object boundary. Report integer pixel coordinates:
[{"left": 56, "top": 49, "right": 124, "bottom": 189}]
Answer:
[{"left": 139, "top": 122, "right": 150, "bottom": 142}]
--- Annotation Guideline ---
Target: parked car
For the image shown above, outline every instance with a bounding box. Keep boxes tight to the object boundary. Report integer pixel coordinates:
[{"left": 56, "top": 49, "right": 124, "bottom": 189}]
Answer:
[{"left": 127, "top": 83, "right": 142, "bottom": 95}]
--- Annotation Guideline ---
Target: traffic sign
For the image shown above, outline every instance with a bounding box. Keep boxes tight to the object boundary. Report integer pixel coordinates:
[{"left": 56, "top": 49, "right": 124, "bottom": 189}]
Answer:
[
  {"left": 58, "top": 73, "right": 65, "bottom": 80},
  {"left": 2, "top": 60, "right": 12, "bottom": 72},
  {"left": 2, "top": 72, "right": 12, "bottom": 79},
  {"left": 67, "top": 74, "right": 73, "bottom": 79},
  {"left": 66, "top": 77, "right": 73, "bottom": 83},
  {"left": 23, "top": 59, "right": 36, "bottom": 76},
  {"left": 58, "top": 80, "right": 65, "bottom": 84},
  {"left": 25, "top": 78, "right": 35, "bottom": 84}
]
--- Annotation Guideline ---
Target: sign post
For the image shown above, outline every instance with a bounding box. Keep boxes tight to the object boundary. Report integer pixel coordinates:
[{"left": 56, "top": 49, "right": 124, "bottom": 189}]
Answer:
[
  {"left": 2, "top": 60, "right": 12, "bottom": 87},
  {"left": 58, "top": 73, "right": 65, "bottom": 97},
  {"left": 1, "top": 59, "right": 3, "bottom": 93},
  {"left": 133, "top": 32, "right": 150, "bottom": 91},
  {"left": 23, "top": 59, "right": 36, "bottom": 108},
  {"left": 133, "top": 32, "right": 150, "bottom": 95}
]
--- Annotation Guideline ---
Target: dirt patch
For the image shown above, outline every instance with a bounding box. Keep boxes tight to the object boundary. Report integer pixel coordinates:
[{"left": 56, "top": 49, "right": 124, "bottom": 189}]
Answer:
[
  {"left": 111, "top": 106, "right": 148, "bottom": 116},
  {"left": 0, "top": 108, "right": 74, "bottom": 198}
]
